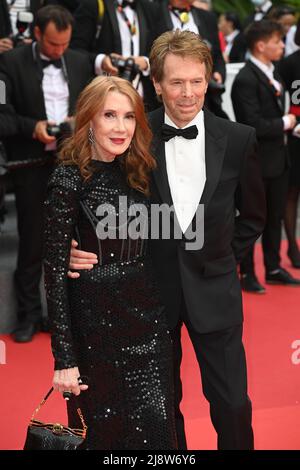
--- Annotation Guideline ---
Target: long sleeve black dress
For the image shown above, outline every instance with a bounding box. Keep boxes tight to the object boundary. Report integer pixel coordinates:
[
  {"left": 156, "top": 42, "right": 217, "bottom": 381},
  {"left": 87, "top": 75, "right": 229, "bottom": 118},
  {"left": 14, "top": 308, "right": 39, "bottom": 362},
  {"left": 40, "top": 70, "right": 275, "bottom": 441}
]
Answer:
[{"left": 44, "top": 159, "right": 177, "bottom": 450}]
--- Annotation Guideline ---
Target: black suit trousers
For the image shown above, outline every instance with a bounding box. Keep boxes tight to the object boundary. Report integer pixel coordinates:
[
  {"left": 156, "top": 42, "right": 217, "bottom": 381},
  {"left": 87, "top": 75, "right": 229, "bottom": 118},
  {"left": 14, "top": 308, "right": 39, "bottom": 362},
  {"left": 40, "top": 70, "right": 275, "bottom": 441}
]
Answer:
[
  {"left": 240, "top": 167, "right": 289, "bottom": 274},
  {"left": 11, "top": 160, "right": 54, "bottom": 323},
  {"left": 171, "top": 301, "right": 254, "bottom": 450}
]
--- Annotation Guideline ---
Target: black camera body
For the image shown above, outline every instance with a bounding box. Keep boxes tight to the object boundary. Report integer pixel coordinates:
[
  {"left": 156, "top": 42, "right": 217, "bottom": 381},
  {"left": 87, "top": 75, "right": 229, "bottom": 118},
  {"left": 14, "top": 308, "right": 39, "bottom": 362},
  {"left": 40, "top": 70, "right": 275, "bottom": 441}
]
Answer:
[
  {"left": 110, "top": 56, "right": 140, "bottom": 83},
  {"left": 208, "top": 79, "right": 226, "bottom": 95},
  {"left": 47, "top": 122, "right": 72, "bottom": 140}
]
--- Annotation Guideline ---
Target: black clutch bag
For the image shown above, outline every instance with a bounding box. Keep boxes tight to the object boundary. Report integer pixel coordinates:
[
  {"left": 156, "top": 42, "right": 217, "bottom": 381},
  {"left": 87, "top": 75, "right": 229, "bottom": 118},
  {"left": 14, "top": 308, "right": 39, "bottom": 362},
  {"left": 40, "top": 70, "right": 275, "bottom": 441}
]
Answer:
[{"left": 24, "top": 387, "right": 87, "bottom": 450}]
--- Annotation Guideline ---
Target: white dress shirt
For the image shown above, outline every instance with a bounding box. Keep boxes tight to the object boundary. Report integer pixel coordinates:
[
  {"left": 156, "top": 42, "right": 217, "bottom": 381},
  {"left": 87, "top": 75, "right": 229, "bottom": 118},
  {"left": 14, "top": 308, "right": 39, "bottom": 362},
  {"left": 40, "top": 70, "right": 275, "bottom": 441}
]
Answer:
[
  {"left": 165, "top": 110, "right": 206, "bottom": 234},
  {"left": 224, "top": 29, "right": 240, "bottom": 56},
  {"left": 40, "top": 53, "right": 69, "bottom": 151},
  {"left": 169, "top": 9, "right": 198, "bottom": 34}
]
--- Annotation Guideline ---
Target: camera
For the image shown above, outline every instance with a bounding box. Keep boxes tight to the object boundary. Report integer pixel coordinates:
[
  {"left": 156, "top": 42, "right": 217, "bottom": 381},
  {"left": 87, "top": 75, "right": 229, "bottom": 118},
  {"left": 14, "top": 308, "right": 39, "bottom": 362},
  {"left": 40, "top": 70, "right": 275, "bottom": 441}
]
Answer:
[
  {"left": 47, "top": 122, "right": 73, "bottom": 141},
  {"left": 110, "top": 55, "right": 140, "bottom": 83},
  {"left": 13, "top": 11, "right": 34, "bottom": 47},
  {"left": 208, "top": 79, "right": 226, "bottom": 95}
]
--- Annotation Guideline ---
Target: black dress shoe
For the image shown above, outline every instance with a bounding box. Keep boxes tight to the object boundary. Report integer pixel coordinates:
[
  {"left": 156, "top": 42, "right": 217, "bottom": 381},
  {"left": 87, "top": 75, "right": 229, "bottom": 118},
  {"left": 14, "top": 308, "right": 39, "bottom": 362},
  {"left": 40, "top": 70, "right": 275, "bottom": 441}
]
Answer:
[
  {"left": 240, "top": 273, "right": 266, "bottom": 294},
  {"left": 266, "top": 267, "right": 300, "bottom": 286},
  {"left": 12, "top": 321, "right": 40, "bottom": 343}
]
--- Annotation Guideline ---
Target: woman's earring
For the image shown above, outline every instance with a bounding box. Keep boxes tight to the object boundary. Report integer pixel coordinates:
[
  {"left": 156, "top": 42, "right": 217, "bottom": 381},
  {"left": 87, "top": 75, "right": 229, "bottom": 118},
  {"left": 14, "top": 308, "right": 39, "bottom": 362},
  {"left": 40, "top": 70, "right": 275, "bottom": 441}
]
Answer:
[{"left": 88, "top": 127, "right": 95, "bottom": 146}]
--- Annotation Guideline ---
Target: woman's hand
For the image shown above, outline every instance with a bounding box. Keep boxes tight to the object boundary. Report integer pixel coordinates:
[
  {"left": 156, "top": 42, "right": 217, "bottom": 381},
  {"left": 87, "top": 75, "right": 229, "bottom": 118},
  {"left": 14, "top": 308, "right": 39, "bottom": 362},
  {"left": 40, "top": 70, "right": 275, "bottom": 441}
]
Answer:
[
  {"left": 53, "top": 367, "right": 89, "bottom": 396},
  {"left": 68, "top": 239, "right": 98, "bottom": 279}
]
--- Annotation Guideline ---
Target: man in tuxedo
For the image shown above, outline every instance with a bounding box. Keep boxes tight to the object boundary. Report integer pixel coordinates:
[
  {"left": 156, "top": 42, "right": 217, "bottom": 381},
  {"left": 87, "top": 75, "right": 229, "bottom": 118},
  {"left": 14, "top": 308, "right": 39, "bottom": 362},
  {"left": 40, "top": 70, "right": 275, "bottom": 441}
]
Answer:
[
  {"left": 68, "top": 30, "right": 266, "bottom": 449},
  {"left": 70, "top": 0, "right": 159, "bottom": 111},
  {"left": 155, "top": 0, "right": 227, "bottom": 118},
  {"left": 0, "top": 5, "right": 92, "bottom": 342},
  {"left": 231, "top": 20, "right": 300, "bottom": 293}
]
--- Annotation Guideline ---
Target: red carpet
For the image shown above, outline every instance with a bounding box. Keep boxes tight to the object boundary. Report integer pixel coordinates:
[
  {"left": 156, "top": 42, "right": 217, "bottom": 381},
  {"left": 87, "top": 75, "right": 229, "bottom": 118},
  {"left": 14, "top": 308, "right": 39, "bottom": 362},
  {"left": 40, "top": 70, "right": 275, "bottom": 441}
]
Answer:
[{"left": 1, "top": 242, "right": 300, "bottom": 450}]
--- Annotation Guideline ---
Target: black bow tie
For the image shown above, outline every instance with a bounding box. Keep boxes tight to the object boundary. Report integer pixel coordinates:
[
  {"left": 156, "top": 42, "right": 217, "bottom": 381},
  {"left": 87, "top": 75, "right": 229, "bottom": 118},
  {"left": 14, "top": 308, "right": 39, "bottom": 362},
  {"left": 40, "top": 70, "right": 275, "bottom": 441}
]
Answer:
[
  {"left": 161, "top": 123, "right": 198, "bottom": 142},
  {"left": 41, "top": 58, "right": 62, "bottom": 69},
  {"left": 121, "top": 0, "right": 136, "bottom": 9}
]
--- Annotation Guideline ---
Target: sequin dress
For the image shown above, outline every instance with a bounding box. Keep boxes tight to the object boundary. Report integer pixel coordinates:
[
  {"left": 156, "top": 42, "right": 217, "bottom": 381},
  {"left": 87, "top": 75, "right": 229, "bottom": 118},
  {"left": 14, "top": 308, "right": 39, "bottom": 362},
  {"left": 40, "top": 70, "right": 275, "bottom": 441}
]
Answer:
[{"left": 44, "top": 160, "right": 177, "bottom": 450}]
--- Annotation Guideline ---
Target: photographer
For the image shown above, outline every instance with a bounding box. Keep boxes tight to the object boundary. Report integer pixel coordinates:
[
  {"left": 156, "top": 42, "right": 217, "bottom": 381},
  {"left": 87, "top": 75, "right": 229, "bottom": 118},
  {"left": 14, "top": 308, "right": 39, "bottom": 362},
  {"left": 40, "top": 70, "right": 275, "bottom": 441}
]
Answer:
[
  {"left": 71, "top": 0, "right": 160, "bottom": 111},
  {"left": 0, "top": 5, "right": 92, "bottom": 342}
]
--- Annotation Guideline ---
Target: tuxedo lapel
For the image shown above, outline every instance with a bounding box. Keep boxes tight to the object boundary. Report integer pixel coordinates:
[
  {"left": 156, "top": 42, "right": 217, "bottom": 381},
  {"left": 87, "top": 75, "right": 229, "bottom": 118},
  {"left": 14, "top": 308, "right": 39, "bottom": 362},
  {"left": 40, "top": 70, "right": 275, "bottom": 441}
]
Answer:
[
  {"left": 200, "top": 109, "right": 227, "bottom": 210},
  {"left": 192, "top": 8, "right": 209, "bottom": 42},
  {"left": 161, "top": 1, "right": 173, "bottom": 32},
  {"left": 248, "top": 61, "right": 284, "bottom": 112},
  {"left": 151, "top": 108, "right": 173, "bottom": 207},
  {"left": 28, "top": 46, "right": 47, "bottom": 119},
  {"left": 63, "top": 53, "right": 75, "bottom": 115},
  {"left": 274, "top": 68, "right": 286, "bottom": 111},
  {"left": 105, "top": 0, "right": 122, "bottom": 53}
]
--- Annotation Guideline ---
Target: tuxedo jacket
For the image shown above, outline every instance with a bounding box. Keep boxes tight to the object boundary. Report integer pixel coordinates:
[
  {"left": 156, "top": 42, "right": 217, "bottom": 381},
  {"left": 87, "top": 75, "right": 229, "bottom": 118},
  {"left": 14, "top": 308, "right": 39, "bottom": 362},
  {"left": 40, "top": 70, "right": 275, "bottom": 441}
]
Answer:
[
  {"left": 148, "top": 107, "right": 266, "bottom": 333},
  {"left": 231, "top": 60, "right": 288, "bottom": 179},
  {"left": 0, "top": 44, "right": 92, "bottom": 162},
  {"left": 71, "top": 0, "right": 159, "bottom": 110},
  {"left": 0, "top": 0, "right": 11, "bottom": 38},
  {"left": 228, "top": 32, "right": 247, "bottom": 64},
  {"left": 156, "top": 1, "right": 226, "bottom": 82}
]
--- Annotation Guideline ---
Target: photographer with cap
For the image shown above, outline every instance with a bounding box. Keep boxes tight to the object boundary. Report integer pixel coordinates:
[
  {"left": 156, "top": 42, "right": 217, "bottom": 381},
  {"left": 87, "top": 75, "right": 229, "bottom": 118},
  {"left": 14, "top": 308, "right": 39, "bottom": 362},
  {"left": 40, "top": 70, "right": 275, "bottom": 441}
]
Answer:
[{"left": 0, "top": 5, "right": 92, "bottom": 342}]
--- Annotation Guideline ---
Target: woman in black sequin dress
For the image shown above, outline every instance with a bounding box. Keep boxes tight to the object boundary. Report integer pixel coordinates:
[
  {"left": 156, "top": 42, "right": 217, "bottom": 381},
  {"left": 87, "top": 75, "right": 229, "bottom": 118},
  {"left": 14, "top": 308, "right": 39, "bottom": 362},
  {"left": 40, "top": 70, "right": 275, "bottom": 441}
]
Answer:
[{"left": 44, "top": 76, "right": 177, "bottom": 450}]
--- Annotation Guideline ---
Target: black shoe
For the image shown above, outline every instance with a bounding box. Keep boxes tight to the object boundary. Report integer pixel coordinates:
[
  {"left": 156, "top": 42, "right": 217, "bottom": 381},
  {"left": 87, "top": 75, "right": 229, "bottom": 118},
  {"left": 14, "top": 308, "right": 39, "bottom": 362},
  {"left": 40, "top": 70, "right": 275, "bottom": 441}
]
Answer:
[
  {"left": 287, "top": 249, "right": 300, "bottom": 268},
  {"left": 240, "top": 273, "right": 266, "bottom": 294},
  {"left": 266, "top": 267, "right": 300, "bottom": 286},
  {"left": 12, "top": 321, "right": 40, "bottom": 343}
]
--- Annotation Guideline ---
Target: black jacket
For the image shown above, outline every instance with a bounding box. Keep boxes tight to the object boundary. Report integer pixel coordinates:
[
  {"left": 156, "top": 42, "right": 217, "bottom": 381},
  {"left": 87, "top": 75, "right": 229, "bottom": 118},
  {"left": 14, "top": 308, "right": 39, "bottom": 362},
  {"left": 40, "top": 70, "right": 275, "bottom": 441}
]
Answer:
[
  {"left": 228, "top": 32, "right": 247, "bottom": 63},
  {"left": 148, "top": 107, "right": 266, "bottom": 333},
  {"left": 0, "top": 0, "right": 11, "bottom": 38},
  {"left": 231, "top": 60, "right": 288, "bottom": 179}
]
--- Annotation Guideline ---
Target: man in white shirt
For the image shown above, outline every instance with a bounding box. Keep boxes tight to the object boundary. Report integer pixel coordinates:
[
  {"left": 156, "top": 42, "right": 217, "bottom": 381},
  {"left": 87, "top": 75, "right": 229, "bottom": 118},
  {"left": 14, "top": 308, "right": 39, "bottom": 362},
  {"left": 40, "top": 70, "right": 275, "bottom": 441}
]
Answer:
[
  {"left": 0, "top": 5, "right": 92, "bottom": 342},
  {"left": 231, "top": 20, "right": 300, "bottom": 293},
  {"left": 69, "top": 29, "right": 266, "bottom": 450}
]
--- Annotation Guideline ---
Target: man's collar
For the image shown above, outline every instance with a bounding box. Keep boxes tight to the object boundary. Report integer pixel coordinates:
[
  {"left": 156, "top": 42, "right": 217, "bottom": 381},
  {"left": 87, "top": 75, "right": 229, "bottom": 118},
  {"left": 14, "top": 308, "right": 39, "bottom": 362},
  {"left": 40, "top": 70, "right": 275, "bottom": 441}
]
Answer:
[
  {"left": 164, "top": 109, "right": 204, "bottom": 129},
  {"left": 249, "top": 54, "right": 274, "bottom": 75}
]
